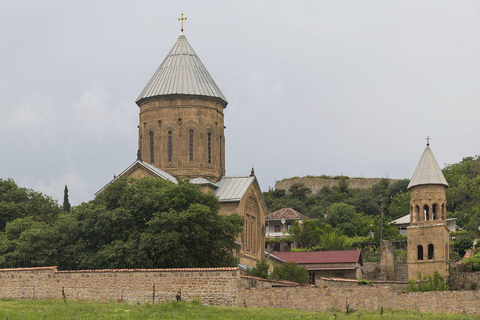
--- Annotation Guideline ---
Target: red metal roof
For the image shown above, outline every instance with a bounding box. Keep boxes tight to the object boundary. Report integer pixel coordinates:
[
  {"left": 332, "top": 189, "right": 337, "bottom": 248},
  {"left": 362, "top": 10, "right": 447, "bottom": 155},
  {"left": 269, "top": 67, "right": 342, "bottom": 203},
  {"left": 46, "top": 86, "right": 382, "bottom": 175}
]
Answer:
[{"left": 271, "top": 250, "right": 361, "bottom": 264}]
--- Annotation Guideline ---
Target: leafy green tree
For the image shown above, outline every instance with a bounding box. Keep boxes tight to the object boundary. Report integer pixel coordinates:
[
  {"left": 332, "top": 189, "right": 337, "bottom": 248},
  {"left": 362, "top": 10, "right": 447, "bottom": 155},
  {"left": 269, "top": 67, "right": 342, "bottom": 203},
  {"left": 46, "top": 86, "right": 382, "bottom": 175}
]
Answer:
[
  {"left": 326, "top": 203, "right": 368, "bottom": 237},
  {"left": 313, "top": 228, "right": 350, "bottom": 251},
  {"left": 271, "top": 262, "right": 310, "bottom": 284},
  {"left": 387, "top": 191, "right": 410, "bottom": 220},
  {"left": 406, "top": 271, "right": 449, "bottom": 292},
  {"left": 245, "top": 260, "right": 270, "bottom": 279},
  {"left": 63, "top": 185, "right": 71, "bottom": 212},
  {"left": 288, "top": 220, "right": 323, "bottom": 248},
  {"left": 288, "top": 183, "right": 311, "bottom": 200},
  {"left": 462, "top": 252, "right": 480, "bottom": 271},
  {"left": 452, "top": 233, "right": 473, "bottom": 258}
]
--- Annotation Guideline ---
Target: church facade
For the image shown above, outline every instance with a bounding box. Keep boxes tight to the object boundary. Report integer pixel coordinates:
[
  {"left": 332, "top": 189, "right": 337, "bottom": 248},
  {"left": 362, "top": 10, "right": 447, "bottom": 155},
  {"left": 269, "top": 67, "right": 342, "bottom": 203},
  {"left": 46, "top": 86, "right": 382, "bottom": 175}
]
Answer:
[
  {"left": 406, "top": 143, "right": 450, "bottom": 279},
  {"left": 98, "top": 31, "right": 266, "bottom": 268}
]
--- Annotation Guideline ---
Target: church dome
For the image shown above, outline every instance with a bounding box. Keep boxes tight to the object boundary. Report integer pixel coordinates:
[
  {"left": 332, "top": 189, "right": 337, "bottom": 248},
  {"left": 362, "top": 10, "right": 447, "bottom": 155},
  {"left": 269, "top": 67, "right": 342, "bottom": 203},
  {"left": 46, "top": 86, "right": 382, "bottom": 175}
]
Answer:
[
  {"left": 408, "top": 145, "right": 449, "bottom": 189},
  {"left": 136, "top": 34, "right": 228, "bottom": 106}
]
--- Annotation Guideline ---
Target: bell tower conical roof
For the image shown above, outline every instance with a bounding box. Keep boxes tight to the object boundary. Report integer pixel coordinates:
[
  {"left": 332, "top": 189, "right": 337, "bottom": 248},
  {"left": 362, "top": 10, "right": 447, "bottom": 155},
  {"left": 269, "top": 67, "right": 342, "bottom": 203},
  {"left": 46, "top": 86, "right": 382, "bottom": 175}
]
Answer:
[
  {"left": 408, "top": 145, "right": 448, "bottom": 189},
  {"left": 136, "top": 33, "right": 228, "bottom": 106}
]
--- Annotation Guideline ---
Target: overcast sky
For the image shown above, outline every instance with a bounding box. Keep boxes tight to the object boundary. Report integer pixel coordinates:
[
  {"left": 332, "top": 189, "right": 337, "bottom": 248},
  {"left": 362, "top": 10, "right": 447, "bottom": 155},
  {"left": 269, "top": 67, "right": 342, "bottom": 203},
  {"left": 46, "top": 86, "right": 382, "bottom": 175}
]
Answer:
[{"left": 1, "top": 1, "right": 479, "bottom": 205}]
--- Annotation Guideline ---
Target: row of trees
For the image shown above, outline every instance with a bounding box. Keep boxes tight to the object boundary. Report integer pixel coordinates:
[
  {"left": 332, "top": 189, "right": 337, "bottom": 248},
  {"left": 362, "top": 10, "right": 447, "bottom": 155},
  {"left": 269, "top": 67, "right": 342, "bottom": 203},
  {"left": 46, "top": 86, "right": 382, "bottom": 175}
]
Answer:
[{"left": 0, "top": 177, "right": 243, "bottom": 269}]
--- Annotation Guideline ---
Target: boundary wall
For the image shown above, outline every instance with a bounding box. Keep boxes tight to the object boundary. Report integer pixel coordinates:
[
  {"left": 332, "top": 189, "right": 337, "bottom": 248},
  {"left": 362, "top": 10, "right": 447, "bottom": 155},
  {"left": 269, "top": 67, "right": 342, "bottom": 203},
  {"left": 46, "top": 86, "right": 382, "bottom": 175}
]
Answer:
[
  {"left": 0, "top": 267, "right": 239, "bottom": 306},
  {"left": 2, "top": 267, "right": 480, "bottom": 315},
  {"left": 239, "top": 276, "right": 480, "bottom": 316}
]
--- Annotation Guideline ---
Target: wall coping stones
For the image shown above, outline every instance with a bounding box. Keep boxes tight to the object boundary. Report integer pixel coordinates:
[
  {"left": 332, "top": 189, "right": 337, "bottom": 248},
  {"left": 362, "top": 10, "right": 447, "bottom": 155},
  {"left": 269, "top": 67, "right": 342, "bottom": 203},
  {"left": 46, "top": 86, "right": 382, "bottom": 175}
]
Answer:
[{"left": 0, "top": 266, "right": 238, "bottom": 273}]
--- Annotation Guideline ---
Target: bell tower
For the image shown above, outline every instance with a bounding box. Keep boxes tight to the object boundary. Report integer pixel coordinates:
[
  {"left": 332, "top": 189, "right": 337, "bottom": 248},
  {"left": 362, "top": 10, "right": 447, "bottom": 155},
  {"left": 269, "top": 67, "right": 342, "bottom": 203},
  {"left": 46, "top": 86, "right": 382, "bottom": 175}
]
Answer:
[
  {"left": 407, "top": 140, "right": 450, "bottom": 279},
  {"left": 135, "top": 24, "right": 227, "bottom": 182}
]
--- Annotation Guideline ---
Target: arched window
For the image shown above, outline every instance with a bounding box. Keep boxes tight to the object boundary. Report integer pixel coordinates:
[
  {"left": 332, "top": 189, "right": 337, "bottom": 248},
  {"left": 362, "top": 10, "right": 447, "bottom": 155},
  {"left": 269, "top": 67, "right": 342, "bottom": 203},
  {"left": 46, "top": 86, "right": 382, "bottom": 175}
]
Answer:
[
  {"left": 189, "top": 129, "right": 194, "bottom": 162},
  {"left": 207, "top": 132, "right": 212, "bottom": 164},
  {"left": 428, "top": 244, "right": 434, "bottom": 259},
  {"left": 219, "top": 136, "right": 223, "bottom": 168},
  {"left": 432, "top": 204, "right": 438, "bottom": 220},
  {"left": 424, "top": 205, "right": 430, "bottom": 221},
  {"left": 149, "top": 131, "right": 154, "bottom": 163},
  {"left": 415, "top": 205, "right": 420, "bottom": 222},
  {"left": 168, "top": 130, "right": 173, "bottom": 163},
  {"left": 418, "top": 245, "right": 424, "bottom": 260}
]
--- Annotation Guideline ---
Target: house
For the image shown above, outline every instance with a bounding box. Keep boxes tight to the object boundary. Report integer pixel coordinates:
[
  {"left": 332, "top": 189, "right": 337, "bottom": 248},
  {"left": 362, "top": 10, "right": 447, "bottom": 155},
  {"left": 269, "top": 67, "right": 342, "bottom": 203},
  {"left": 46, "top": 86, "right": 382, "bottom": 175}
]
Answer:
[
  {"left": 392, "top": 214, "right": 458, "bottom": 234},
  {"left": 265, "top": 208, "right": 308, "bottom": 252},
  {"left": 271, "top": 250, "right": 363, "bottom": 284}
]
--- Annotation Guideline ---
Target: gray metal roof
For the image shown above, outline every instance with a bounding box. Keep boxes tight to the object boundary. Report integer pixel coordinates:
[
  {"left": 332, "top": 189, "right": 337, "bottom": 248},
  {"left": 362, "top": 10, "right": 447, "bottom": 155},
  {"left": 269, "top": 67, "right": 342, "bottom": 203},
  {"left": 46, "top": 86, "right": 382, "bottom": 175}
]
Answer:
[
  {"left": 214, "top": 176, "right": 255, "bottom": 202},
  {"left": 408, "top": 145, "right": 449, "bottom": 189},
  {"left": 189, "top": 177, "right": 218, "bottom": 188},
  {"left": 136, "top": 33, "right": 228, "bottom": 106}
]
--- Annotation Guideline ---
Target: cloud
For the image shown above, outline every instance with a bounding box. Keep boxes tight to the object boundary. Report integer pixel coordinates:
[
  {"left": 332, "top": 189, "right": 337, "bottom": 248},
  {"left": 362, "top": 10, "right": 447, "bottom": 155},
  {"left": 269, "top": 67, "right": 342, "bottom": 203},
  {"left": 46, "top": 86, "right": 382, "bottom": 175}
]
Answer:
[
  {"left": 72, "top": 87, "right": 137, "bottom": 141},
  {"left": 20, "top": 172, "right": 92, "bottom": 206}
]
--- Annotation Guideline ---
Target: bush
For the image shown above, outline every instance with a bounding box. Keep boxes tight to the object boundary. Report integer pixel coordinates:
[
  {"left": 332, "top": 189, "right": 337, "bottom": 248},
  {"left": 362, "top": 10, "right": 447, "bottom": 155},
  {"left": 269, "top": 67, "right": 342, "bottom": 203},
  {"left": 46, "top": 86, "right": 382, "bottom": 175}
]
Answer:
[
  {"left": 357, "top": 278, "right": 372, "bottom": 285},
  {"left": 462, "top": 253, "right": 480, "bottom": 271},
  {"left": 405, "top": 271, "right": 449, "bottom": 292},
  {"left": 271, "top": 262, "right": 310, "bottom": 284},
  {"left": 245, "top": 260, "right": 269, "bottom": 279}
]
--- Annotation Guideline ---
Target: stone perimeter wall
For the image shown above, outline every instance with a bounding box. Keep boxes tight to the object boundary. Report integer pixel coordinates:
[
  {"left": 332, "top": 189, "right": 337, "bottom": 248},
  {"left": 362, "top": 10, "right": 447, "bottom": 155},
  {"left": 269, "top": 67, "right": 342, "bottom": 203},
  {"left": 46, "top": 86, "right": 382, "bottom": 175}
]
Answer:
[
  {"left": 0, "top": 267, "right": 239, "bottom": 306},
  {"left": 2, "top": 267, "right": 480, "bottom": 315},
  {"left": 275, "top": 177, "right": 397, "bottom": 194},
  {"left": 239, "top": 276, "right": 480, "bottom": 315}
]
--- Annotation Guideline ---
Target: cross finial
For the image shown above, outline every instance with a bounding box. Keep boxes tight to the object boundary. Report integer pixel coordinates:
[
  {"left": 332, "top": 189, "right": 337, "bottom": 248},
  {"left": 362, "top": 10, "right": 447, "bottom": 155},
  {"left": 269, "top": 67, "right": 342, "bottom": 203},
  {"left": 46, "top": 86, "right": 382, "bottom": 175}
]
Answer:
[
  {"left": 426, "top": 136, "right": 431, "bottom": 146},
  {"left": 178, "top": 13, "right": 187, "bottom": 33}
]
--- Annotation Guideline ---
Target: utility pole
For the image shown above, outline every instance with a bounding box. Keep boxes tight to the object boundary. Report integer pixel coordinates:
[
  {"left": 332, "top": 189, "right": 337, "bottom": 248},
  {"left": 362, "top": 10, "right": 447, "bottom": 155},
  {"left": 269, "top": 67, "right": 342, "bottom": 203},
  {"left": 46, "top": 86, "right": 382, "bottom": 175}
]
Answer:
[{"left": 379, "top": 199, "right": 384, "bottom": 242}]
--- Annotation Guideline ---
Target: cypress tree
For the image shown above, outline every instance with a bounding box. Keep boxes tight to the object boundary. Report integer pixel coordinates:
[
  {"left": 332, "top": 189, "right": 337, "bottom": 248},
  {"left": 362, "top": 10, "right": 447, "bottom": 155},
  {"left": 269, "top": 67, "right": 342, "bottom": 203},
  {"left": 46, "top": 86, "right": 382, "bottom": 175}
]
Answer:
[{"left": 63, "top": 185, "right": 71, "bottom": 212}]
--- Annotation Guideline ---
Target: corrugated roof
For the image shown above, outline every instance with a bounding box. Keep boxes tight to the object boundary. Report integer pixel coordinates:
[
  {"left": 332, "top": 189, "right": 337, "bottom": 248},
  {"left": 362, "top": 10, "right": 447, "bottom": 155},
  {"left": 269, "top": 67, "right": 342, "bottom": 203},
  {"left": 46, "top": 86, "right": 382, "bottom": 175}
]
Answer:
[
  {"left": 271, "top": 250, "right": 362, "bottom": 264},
  {"left": 266, "top": 208, "right": 309, "bottom": 221},
  {"left": 214, "top": 176, "right": 255, "bottom": 202},
  {"left": 136, "top": 34, "right": 227, "bottom": 106},
  {"left": 408, "top": 145, "right": 448, "bottom": 189}
]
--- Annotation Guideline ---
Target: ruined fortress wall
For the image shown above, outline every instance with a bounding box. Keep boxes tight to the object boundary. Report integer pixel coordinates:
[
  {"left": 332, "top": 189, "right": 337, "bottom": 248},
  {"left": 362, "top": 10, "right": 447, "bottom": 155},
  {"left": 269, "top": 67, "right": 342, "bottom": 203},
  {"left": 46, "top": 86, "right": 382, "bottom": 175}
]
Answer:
[
  {"left": 239, "top": 277, "right": 480, "bottom": 315},
  {"left": 0, "top": 267, "right": 239, "bottom": 306},
  {"left": 450, "top": 271, "right": 480, "bottom": 290},
  {"left": 275, "top": 177, "right": 397, "bottom": 194}
]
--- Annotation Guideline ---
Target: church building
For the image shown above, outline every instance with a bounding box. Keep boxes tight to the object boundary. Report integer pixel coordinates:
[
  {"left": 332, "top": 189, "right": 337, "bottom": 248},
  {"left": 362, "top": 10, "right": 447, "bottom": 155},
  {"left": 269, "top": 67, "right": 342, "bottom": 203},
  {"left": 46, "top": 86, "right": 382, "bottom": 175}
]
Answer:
[
  {"left": 97, "top": 24, "right": 267, "bottom": 268},
  {"left": 407, "top": 141, "right": 450, "bottom": 279}
]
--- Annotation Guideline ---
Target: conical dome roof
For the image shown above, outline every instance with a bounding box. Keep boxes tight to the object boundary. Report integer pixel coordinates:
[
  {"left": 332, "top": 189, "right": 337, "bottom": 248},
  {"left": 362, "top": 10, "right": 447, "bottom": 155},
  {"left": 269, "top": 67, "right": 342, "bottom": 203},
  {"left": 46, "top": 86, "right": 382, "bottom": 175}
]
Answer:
[
  {"left": 408, "top": 145, "right": 448, "bottom": 189},
  {"left": 136, "top": 34, "right": 228, "bottom": 106}
]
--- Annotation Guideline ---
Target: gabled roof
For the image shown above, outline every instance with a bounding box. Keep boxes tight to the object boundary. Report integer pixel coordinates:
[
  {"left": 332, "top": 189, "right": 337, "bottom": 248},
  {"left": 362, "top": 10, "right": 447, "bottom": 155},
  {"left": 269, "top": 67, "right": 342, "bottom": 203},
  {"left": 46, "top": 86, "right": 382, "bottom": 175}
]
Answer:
[
  {"left": 271, "top": 250, "right": 362, "bottom": 265},
  {"left": 94, "top": 160, "right": 177, "bottom": 195},
  {"left": 190, "top": 177, "right": 218, "bottom": 189},
  {"left": 136, "top": 34, "right": 228, "bottom": 106},
  {"left": 266, "top": 208, "right": 308, "bottom": 221},
  {"left": 408, "top": 145, "right": 448, "bottom": 189},
  {"left": 214, "top": 176, "right": 256, "bottom": 202}
]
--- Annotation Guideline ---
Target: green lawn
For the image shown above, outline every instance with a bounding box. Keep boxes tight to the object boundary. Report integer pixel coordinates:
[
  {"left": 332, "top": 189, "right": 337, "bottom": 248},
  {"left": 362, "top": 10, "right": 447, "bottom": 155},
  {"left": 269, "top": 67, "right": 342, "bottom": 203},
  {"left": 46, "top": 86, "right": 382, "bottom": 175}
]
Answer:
[{"left": 0, "top": 300, "right": 478, "bottom": 319}]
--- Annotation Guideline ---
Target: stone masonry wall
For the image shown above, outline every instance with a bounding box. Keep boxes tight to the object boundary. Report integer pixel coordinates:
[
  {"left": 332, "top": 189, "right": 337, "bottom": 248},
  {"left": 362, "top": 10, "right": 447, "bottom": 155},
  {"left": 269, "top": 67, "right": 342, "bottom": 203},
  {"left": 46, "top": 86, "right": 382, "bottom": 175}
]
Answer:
[
  {"left": 0, "top": 267, "right": 239, "bottom": 306},
  {"left": 275, "top": 177, "right": 397, "bottom": 195},
  {"left": 239, "top": 276, "right": 480, "bottom": 315},
  {"left": 450, "top": 271, "right": 480, "bottom": 291}
]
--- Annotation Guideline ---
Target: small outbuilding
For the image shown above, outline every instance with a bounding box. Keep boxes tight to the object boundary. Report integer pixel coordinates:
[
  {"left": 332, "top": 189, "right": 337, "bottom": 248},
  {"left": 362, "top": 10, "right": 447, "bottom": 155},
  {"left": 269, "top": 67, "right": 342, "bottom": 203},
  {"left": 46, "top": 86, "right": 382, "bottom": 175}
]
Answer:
[{"left": 271, "top": 250, "right": 362, "bottom": 284}]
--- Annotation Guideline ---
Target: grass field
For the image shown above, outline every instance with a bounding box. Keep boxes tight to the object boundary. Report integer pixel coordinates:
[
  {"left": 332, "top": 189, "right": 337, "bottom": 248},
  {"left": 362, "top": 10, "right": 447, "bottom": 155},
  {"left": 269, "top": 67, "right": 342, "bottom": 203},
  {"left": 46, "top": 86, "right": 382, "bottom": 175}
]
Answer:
[{"left": 0, "top": 300, "right": 478, "bottom": 320}]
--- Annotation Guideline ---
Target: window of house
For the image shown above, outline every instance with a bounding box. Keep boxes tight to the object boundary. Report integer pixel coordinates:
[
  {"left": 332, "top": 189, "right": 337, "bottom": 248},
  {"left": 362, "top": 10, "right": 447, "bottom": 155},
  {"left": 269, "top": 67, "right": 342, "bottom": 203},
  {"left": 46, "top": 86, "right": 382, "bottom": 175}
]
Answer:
[
  {"left": 189, "top": 129, "right": 194, "bottom": 162},
  {"left": 274, "top": 225, "right": 281, "bottom": 232},
  {"left": 287, "top": 223, "right": 291, "bottom": 230},
  {"left": 168, "top": 130, "right": 173, "bottom": 162},
  {"left": 265, "top": 225, "right": 269, "bottom": 234},
  {"left": 149, "top": 131, "right": 154, "bottom": 163},
  {"left": 207, "top": 132, "right": 212, "bottom": 164}
]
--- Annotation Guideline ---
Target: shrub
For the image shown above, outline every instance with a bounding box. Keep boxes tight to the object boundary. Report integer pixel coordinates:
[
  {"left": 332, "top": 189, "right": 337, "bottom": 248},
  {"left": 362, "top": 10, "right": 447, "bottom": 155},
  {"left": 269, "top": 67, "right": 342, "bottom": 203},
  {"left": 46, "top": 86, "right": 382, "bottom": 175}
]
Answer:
[
  {"left": 271, "top": 262, "right": 310, "bottom": 284},
  {"left": 462, "top": 252, "right": 480, "bottom": 271},
  {"left": 405, "top": 271, "right": 449, "bottom": 292},
  {"left": 245, "top": 260, "right": 270, "bottom": 279},
  {"left": 357, "top": 278, "right": 372, "bottom": 285}
]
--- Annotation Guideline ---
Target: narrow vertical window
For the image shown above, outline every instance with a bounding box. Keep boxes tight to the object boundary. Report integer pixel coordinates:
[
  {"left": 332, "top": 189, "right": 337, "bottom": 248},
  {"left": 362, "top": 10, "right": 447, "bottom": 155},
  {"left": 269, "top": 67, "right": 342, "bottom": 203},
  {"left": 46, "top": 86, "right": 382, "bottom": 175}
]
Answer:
[
  {"left": 428, "top": 244, "right": 434, "bottom": 259},
  {"left": 207, "top": 132, "right": 212, "bottom": 164},
  {"left": 149, "top": 131, "right": 154, "bottom": 163},
  {"left": 418, "top": 245, "right": 424, "bottom": 260},
  {"left": 168, "top": 130, "right": 173, "bottom": 163},
  {"left": 139, "top": 134, "right": 143, "bottom": 156},
  {"left": 189, "top": 129, "right": 194, "bottom": 162},
  {"left": 219, "top": 136, "right": 223, "bottom": 168}
]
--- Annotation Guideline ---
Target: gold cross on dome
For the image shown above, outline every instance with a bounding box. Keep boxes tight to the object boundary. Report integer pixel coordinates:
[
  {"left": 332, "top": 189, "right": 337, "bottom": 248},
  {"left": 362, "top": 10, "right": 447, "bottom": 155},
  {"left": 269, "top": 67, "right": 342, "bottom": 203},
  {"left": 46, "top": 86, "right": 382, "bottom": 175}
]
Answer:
[{"left": 178, "top": 13, "right": 187, "bottom": 32}]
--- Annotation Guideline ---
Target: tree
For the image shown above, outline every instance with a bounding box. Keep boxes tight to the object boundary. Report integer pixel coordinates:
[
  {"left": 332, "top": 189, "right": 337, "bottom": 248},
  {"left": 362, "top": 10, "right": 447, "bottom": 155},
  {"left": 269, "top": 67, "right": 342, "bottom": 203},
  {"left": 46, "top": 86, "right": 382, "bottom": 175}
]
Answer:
[
  {"left": 245, "top": 259, "right": 270, "bottom": 279},
  {"left": 63, "top": 185, "right": 71, "bottom": 212},
  {"left": 326, "top": 203, "right": 368, "bottom": 237},
  {"left": 271, "top": 262, "right": 310, "bottom": 284},
  {"left": 0, "top": 177, "right": 244, "bottom": 270},
  {"left": 288, "top": 220, "right": 323, "bottom": 248},
  {"left": 288, "top": 183, "right": 311, "bottom": 200}
]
